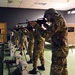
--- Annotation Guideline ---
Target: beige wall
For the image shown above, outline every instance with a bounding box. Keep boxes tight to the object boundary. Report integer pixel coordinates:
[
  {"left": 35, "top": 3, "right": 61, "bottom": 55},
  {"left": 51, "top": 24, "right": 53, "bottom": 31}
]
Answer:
[{"left": 67, "top": 23, "right": 75, "bottom": 44}]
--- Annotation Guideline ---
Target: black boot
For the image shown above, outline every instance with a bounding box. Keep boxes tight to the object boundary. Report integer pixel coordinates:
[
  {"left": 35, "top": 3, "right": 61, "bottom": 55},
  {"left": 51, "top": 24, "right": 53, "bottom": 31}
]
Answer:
[
  {"left": 20, "top": 52, "right": 22, "bottom": 55},
  {"left": 29, "top": 68, "right": 37, "bottom": 74},
  {"left": 15, "top": 45, "right": 17, "bottom": 48},
  {"left": 26, "top": 52, "right": 28, "bottom": 55},
  {"left": 37, "top": 64, "right": 45, "bottom": 70},
  {"left": 27, "top": 59, "right": 32, "bottom": 64}
]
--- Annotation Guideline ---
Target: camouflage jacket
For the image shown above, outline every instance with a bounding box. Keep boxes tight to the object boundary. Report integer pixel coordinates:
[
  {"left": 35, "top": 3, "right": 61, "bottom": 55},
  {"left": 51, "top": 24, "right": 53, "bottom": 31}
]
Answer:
[
  {"left": 33, "top": 23, "right": 45, "bottom": 43},
  {"left": 46, "top": 15, "right": 68, "bottom": 48}
]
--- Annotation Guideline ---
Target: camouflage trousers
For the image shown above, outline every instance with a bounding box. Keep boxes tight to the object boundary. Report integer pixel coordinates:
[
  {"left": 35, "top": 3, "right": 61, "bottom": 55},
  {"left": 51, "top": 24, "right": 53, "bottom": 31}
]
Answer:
[
  {"left": 14, "top": 36, "right": 19, "bottom": 47},
  {"left": 19, "top": 35, "right": 28, "bottom": 55},
  {"left": 50, "top": 46, "right": 69, "bottom": 75},
  {"left": 13, "top": 31, "right": 20, "bottom": 47},
  {"left": 33, "top": 39, "right": 45, "bottom": 68},
  {"left": 27, "top": 39, "right": 34, "bottom": 59}
]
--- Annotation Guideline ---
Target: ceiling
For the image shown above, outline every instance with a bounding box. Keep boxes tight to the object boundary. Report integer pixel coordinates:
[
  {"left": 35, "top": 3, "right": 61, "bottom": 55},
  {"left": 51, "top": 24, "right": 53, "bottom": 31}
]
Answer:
[{"left": 0, "top": 0, "right": 75, "bottom": 11}]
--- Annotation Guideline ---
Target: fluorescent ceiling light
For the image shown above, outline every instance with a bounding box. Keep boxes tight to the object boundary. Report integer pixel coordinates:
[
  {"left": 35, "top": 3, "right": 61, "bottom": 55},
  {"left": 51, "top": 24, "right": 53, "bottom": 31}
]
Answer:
[
  {"left": 67, "top": 11, "right": 71, "bottom": 14},
  {"left": 71, "top": 10, "right": 75, "bottom": 14},
  {"left": 67, "top": 10, "right": 75, "bottom": 14}
]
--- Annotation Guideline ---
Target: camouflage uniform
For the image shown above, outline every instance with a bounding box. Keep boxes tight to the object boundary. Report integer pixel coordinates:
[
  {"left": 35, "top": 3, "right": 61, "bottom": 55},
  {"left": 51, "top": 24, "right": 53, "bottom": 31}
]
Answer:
[
  {"left": 46, "top": 15, "right": 69, "bottom": 75},
  {"left": 28, "top": 21, "right": 46, "bottom": 74},
  {"left": 32, "top": 23, "right": 45, "bottom": 69},
  {"left": 21, "top": 26, "right": 34, "bottom": 60},
  {"left": 19, "top": 28, "right": 28, "bottom": 55},
  {"left": 13, "top": 26, "right": 20, "bottom": 47},
  {"left": 27, "top": 30, "right": 34, "bottom": 61}
]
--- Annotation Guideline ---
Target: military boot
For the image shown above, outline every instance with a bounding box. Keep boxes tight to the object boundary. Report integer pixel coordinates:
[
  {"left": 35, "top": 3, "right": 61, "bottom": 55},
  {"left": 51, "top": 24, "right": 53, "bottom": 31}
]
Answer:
[
  {"left": 26, "top": 52, "right": 28, "bottom": 55},
  {"left": 29, "top": 68, "right": 37, "bottom": 74},
  {"left": 37, "top": 64, "right": 45, "bottom": 70},
  {"left": 27, "top": 59, "right": 32, "bottom": 64}
]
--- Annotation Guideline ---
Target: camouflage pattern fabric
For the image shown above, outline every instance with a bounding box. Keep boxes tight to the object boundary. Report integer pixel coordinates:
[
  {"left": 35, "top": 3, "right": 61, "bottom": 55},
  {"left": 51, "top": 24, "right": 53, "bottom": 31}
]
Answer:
[
  {"left": 32, "top": 24, "right": 45, "bottom": 68},
  {"left": 46, "top": 15, "right": 69, "bottom": 75},
  {"left": 27, "top": 31, "right": 34, "bottom": 59},
  {"left": 22, "top": 26, "right": 35, "bottom": 59},
  {"left": 19, "top": 28, "right": 28, "bottom": 55},
  {"left": 13, "top": 28, "right": 20, "bottom": 47}
]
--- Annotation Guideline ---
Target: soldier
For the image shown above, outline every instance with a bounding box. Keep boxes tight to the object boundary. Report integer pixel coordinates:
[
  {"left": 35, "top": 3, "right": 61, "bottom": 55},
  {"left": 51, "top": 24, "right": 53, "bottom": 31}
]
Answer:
[
  {"left": 44, "top": 8, "right": 69, "bottom": 75},
  {"left": 13, "top": 25, "right": 20, "bottom": 47},
  {"left": 27, "top": 29, "right": 34, "bottom": 63},
  {"left": 19, "top": 26, "right": 28, "bottom": 55},
  {"left": 21, "top": 24, "right": 35, "bottom": 63},
  {"left": 10, "top": 29, "right": 14, "bottom": 42},
  {"left": 29, "top": 21, "right": 45, "bottom": 74}
]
